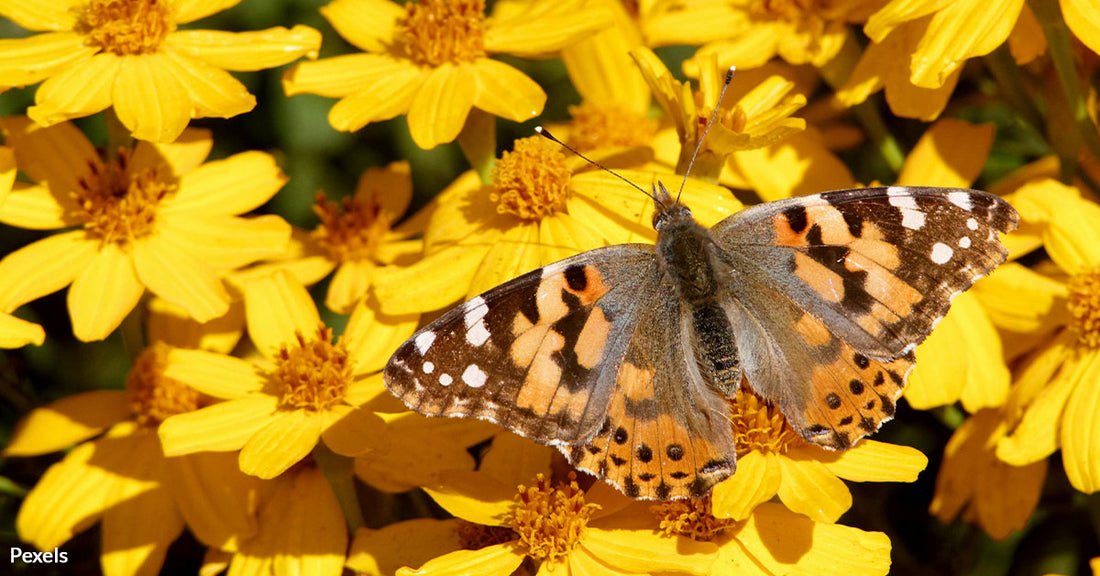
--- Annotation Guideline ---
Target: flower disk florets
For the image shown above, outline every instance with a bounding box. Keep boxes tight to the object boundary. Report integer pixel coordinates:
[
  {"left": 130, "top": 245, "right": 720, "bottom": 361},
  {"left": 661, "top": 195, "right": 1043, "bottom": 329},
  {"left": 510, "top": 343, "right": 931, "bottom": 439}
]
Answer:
[
  {"left": 79, "top": 0, "right": 176, "bottom": 55},
  {"left": 128, "top": 343, "right": 202, "bottom": 426},
  {"left": 491, "top": 137, "right": 572, "bottom": 220},
  {"left": 273, "top": 326, "right": 353, "bottom": 411},
  {"left": 506, "top": 472, "right": 599, "bottom": 565},
  {"left": 651, "top": 497, "right": 735, "bottom": 542},
  {"left": 401, "top": 0, "right": 487, "bottom": 67},
  {"left": 312, "top": 193, "right": 389, "bottom": 263},
  {"left": 729, "top": 387, "right": 802, "bottom": 456},
  {"left": 1068, "top": 267, "right": 1100, "bottom": 349},
  {"left": 76, "top": 149, "right": 176, "bottom": 246}
]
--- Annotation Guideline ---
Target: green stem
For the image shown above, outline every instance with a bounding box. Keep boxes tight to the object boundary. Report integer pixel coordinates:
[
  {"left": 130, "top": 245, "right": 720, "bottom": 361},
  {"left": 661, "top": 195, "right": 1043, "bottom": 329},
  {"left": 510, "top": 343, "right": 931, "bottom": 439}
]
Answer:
[
  {"left": 983, "top": 44, "right": 1045, "bottom": 137},
  {"left": 457, "top": 108, "right": 497, "bottom": 184},
  {"left": 314, "top": 443, "right": 364, "bottom": 533},
  {"left": 1029, "top": 0, "right": 1100, "bottom": 180}
]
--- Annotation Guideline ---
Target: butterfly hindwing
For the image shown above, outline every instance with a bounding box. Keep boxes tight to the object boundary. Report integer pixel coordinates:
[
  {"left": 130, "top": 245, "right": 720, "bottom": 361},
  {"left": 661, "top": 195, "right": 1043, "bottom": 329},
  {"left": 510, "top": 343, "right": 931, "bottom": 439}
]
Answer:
[{"left": 385, "top": 245, "right": 656, "bottom": 446}]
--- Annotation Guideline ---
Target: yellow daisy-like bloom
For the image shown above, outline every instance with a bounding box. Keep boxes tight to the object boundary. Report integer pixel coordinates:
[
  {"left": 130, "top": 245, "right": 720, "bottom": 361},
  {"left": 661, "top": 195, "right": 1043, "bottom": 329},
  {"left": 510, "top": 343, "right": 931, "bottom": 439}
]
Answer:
[
  {"left": 0, "top": 0, "right": 321, "bottom": 142},
  {"left": 710, "top": 387, "right": 927, "bottom": 523},
  {"left": 157, "top": 271, "right": 418, "bottom": 479},
  {"left": 350, "top": 433, "right": 718, "bottom": 576},
  {"left": 633, "top": 47, "right": 806, "bottom": 181},
  {"left": 372, "top": 134, "right": 740, "bottom": 315},
  {"left": 0, "top": 117, "right": 290, "bottom": 341},
  {"left": 0, "top": 146, "right": 43, "bottom": 348},
  {"left": 930, "top": 408, "right": 1046, "bottom": 540},
  {"left": 4, "top": 304, "right": 259, "bottom": 575},
  {"left": 980, "top": 182, "right": 1100, "bottom": 493},
  {"left": 651, "top": 499, "right": 892, "bottom": 575},
  {"left": 685, "top": 0, "right": 882, "bottom": 70},
  {"left": 282, "top": 0, "right": 610, "bottom": 150}
]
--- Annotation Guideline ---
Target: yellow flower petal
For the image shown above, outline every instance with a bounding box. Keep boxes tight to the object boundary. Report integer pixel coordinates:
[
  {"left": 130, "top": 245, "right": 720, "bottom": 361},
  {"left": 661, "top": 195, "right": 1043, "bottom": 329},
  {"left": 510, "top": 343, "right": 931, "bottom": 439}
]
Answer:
[
  {"left": 817, "top": 440, "right": 928, "bottom": 482},
  {"left": 486, "top": 0, "right": 610, "bottom": 56},
  {"left": 468, "top": 222, "right": 541, "bottom": 297},
  {"left": 160, "top": 51, "right": 255, "bottom": 119},
  {"left": 160, "top": 214, "right": 290, "bottom": 270},
  {"left": 729, "top": 503, "right": 892, "bottom": 576},
  {"left": 897, "top": 118, "right": 994, "bottom": 188},
  {"left": 3, "top": 391, "right": 130, "bottom": 456},
  {"left": 164, "top": 348, "right": 265, "bottom": 398},
  {"left": 101, "top": 484, "right": 183, "bottom": 576},
  {"left": 972, "top": 262, "right": 1070, "bottom": 334},
  {"left": 159, "top": 396, "right": 278, "bottom": 456},
  {"left": 27, "top": 52, "right": 119, "bottom": 126},
  {"left": 15, "top": 441, "right": 114, "bottom": 550},
  {"left": 864, "top": 0, "right": 942, "bottom": 42},
  {"left": 355, "top": 413, "right": 490, "bottom": 493},
  {"left": 0, "top": 32, "right": 96, "bottom": 87},
  {"left": 0, "top": 184, "right": 78, "bottom": 229},
  {"left": 164, "top": 451, "right": 260, "bottom": 550},
  {"left": 1060, "top": 351, "right": 1100, "bottom": 492},
  {"left": 470, "top": 58, "right": 545, "bottom": 123},
  {"left": 166, "top": 150, "right": 286, "bottom": 216},
  {"left": 1024, "top": 181, "right": 1100, "bottom": 273},
  {"left": 397, "top": 542, "right": 524, "bottom": 576},
  {"left": 239, "top": 409, "right": 321, "bottom": 478},
  {"left": 342, "top": 298, "right": 419, "bottom": 375},
  {"left": 131, "top": 127, "right": 214, "bottom": 177},
  {"left": 112, "top": 53, "right": 191, "bottom": 142},
  {"left": 776, "top": 454, "right": 852, "bottom": 523},
  {"left": 320, "top": 405, "right": 385, "bottom": 457},
  {"left": 1, "top": 115, "right": 101, "bottom": 199},
  {"left": 729, "top": 131, "right": 855, "bottom": 202},
  {"left": 320, "top": 0, "right": 405, "bottom": 53},
  {"left": 582, "top": 528, "right": 717, "bottom": 575},
  {"left": 711, "top": 451, "right": 781, "bottom": 520},
  {"left": 423, "top": 470, "right": 517, "bottom": 526},
  {"left": 327, "top": 260, "right": 373, "bottom": 314},
  {"left": 346, "top": 372, "right": 387, "bottom": 407},
  {"left": 347, "top": 519, "right": 463, "bottom": 576},
  {"left": 284, "top": 53, "right": 411, "bottom": 98},
  {"left": 1008, "top": 4, "right": 1046, "bottom": 64},
  {"left": 165, "top": 26, "right": 320, "bottom": 71},
  {"left": 997, "top": 350, "right": 1079, "bottom": 466},
  {"left": 1062, "top": 0, "right": 1100, "bottom": 56},
  {"left": 327, "top": 64, "right": 425, "bottom": 132},
  {"left": 560, "top": 3, "right": 649, "bottom": 113},
  {"left": 0, "top": 231, "right": 95, "bottom": 310},
  {"left": 0, "top": 0, "right": 83, "bottom": 30},
  {"left": 242, "top": 272, "right": 322, "bottom": 358},
  {"left": 910, "top": 0, "right": 1024, "bottom": 88},
  {"left": 0, "top": 312, "right": 44, "bottom": 348},
  {"left": 538, "top": 212, "right": 605, "bottom": 265},
  {"left": 133, "top": 235, "right": 231, "bottom": 323},
  {"left": 373, "top": 242, "right": 491, "bottom": 315},
  {"left": 269, "top": 467, "right": 348, "bottom": 576},
  {"left": 68, "top": 244, "right": 143, "bottom": 342},
  {"left": 407, "top": 64, "right": 476, "bottom": 149},
  {"left": 687, "top": 28, "right": 781, "bottom": 74},
  {"left": 173, "top": 0, "right": 242, "bottom": 24}
]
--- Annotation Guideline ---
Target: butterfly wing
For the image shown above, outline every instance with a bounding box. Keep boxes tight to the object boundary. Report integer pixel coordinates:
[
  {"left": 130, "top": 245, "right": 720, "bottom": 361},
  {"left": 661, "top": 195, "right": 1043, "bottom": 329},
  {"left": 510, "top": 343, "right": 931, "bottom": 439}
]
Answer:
[{"left": 712, "top": 186, "right": 1017, "bottom": 448}]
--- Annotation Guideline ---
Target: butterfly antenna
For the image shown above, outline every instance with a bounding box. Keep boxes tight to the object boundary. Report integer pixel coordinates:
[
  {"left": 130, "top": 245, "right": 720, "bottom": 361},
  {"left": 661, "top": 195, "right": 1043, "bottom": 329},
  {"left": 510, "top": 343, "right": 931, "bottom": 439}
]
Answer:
[
  {"left": 535, "top": 126, "right": 663, "bottom": 208},
  {"left": 675, "top": 65, "right": 737, "bottom": 204}
]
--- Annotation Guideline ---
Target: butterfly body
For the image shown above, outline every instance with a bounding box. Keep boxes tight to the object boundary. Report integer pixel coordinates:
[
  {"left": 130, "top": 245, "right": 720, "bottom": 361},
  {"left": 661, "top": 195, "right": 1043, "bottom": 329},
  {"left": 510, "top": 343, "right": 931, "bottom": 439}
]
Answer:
[{"left": 385, "top": 185, "right": 1018, "bottom": 499}]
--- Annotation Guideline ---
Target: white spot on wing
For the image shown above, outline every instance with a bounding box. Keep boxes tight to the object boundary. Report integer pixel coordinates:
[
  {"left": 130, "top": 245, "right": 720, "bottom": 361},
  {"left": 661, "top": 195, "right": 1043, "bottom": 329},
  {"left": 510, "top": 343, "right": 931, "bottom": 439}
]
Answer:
[
  {"left": 966, "top": 218, "right": 979, "bottom": 231},
  {"left": 887, "top": 186, "right": 908, "bottom": 196},
  {"left": 958, "top": 236, "right": 971, "bottom": 249},
  {"left": 439, "top": 373, "right": 453, "bottom": 386},
  {"left": 414, "top": 331, "right": 436, "bottom": 355},
  {"left": 931, "top": 242, "right": 954, "bottom": 264},
  {"left": 423, "top": 361, "right": 434, "bottom": 374},
  {"left": 900, "top": 210, "right": 926, "bottom": 230},
  {"left": 467, "top": 320, "right": 490, "bottom": 346},
  {"left": 464, "top": 296, "right": 489, "bottom": 326},
  {"left": 947, "top": 191, "right": 973, "bottom": 211},
  {"left": 888, "top": 192, "right": 926, "bottom": 230},
  {"left": 462, "top": 364, "right": 487, "bottom": 388}
]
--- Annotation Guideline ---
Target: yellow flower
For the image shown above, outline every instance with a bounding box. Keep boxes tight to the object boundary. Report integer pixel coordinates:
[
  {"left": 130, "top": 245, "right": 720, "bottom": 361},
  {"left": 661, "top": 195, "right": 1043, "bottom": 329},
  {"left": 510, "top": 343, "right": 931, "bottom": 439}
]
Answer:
[
  {"left": 652, "top": 499, "right": 893, "bottom": 576},
  {"left": 981, "top": 181, "right": 1100, "bottom": 493},
  {"left": 4, "top": 302, "right": 260, "bottom": 574},
  {"left": 0, "top": 117, "right": 290, "bottom": 341},
  {"left": 282, "top": 0, "right": 609, "bottom": 149},
  {"left": 930, "top": 409, "right": 1046, "bottom": 540},
  {"left": 633, "top": 47, "right": 806, "bottom": 181},
  {"left": 710, "top": 387, "right": 927, "bottom": 523},
  {"left": 0, "top": 0, "right": 321, "bottom": 142},
  {"left": 351, "top": 433, "right": 718, "bottom": 576},
  {"left": 0, "top": 311, "right": 44, "bottom": 348},
  {"left": 157, "top": 272, "right": 417, "bottom": 479},
  {"left": 372, "top": 135, "right": 740, "bottom": 315},
  {"left": 228, "top": 463, "right": 347, "bottom": 576},
  {"left": 687, "top": 0, "right": 880, "bottom": 69}
]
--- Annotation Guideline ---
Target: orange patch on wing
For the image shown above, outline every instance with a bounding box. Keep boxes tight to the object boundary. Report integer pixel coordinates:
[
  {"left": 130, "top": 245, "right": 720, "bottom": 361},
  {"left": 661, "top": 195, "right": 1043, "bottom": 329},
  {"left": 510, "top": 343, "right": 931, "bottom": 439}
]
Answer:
[
  {"left": 862, "top": 267, "right": 922, "bottom": 317},
  {"left": 774, "top": 212, "right": 808, "bottom": 246},
  {"left": 849, "top": 238, "right": 900, "bottom": 269},
  {"left": 575, "top": 307, "right": 610, "bottom": 369},
  {"left": 535, "top": 275, "right": 572, "bottom": 324},
  {"left": 564, "top": 266, "right": 609, "bottom": 305},
  {"left": 807, "top": 205, "right": 857, "bottom": 244},
  {"left": 793, "top": 252, "right": 845, "bottom": 303},
  {"left": 793, "top": 313, "right": 832, "bottom": 347},
  {"left": 548, "top": 386, "right": 590, "bottom": 424},
  {"left": 617, "top": 362, "right": 655, "bottom": 402}
]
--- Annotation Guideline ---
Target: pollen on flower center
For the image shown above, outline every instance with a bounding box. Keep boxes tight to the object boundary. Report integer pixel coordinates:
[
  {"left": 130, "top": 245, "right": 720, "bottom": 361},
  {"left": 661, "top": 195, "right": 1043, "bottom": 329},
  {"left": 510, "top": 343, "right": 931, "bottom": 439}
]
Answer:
[
  {"left": 567, "top": 103, "right": 658, "bottom": 152},
  {"left": 651, "top": 497, "right": 736, "bottom": 542},
  {"left": 729, "top": 386, "right": 802, "bottom": 456},
  {"left": 491, "top": 137, "right": 572, "bottom": 221},
  {"left": 312, "top": 193, "right": 390, "bottom": 263},
  {"left": 402, "top": 0, "right": 487, "bottom": 67},
  {"left": 273, "top": 326, "right": 354, "bottom": 411},
  {"left": 76, "top": 148, "right": 176, "bottom": 246},
  {"left": 1067, "top": 267, "right": 1100, "bottom": 348},
  {"left": 506, "top": 472, "right": 599, "bottom": 565},
  {"left": 78, "top": 0, "right": 176, "bottom": 55},
  {"left": 128, "top": 343, "right": 203, "bottom": 427},
  {"left": 456, "top": 520, "right": 516, "bottom": 550}
]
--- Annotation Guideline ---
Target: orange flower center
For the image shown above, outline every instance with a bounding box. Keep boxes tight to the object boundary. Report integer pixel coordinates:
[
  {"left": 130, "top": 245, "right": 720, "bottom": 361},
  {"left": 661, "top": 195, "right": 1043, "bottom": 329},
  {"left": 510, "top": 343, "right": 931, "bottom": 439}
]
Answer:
[
  {"left": 402, "top": 0, "right": 487, "bottom": 67},
  {"left": 76, "top": 148, "right": 176, "bottom": 246},
  {"left": 729, "top": 386, "right": 802, "bottom": 457},
  {"left": 491, "top": 137, "right": 572, "bottom": 220},
  {"left": 79, "top": 0, "right": 176, "bottom": 55},
  {"left": 456, "top": 520, "right": 516, "bottom": 549},
  {"left": 273, "top": 326, "right": 353, "bottom": 411},
  {"left": 312, "top": 192, "right": 391, "bottom": 263},
  {"left": 650, "top": 497, "right": 736, "bottom": 541},
  {"left": 750, "top": 0, "right": 823, "bottom": 21},
  {"left": 128, "top": 342, "right": 203, "bottom": 427},
  {"left": 1068, "top": 267, "right": 1100, "bottom": 348},
  {"left": 506, "top": 472, "right": 599, "bottom": 565},
  {"left": 566, "top": 103, "right": 658, "bottom": 152}
]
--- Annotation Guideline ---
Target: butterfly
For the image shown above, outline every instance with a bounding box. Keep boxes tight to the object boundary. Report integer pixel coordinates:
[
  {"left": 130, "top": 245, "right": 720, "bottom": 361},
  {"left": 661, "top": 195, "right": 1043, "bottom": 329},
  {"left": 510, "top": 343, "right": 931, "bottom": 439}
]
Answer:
[{"left": 384, "top": 182, "right": 1018, "bottom": 500}]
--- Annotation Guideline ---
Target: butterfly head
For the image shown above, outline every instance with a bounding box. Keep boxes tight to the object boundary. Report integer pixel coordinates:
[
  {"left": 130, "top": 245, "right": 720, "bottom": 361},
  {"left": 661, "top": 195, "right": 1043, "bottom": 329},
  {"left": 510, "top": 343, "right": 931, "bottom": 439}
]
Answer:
[{"left": 652, "top": 181, "right": 693, "bottom": 231}]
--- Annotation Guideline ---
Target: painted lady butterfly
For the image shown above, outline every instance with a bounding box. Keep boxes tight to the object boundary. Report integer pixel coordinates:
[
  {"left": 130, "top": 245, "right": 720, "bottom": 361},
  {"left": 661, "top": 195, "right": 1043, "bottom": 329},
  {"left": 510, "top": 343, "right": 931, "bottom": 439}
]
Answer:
[{"left": 384, "top": 180, "right": 1017, "bottom": 500}]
